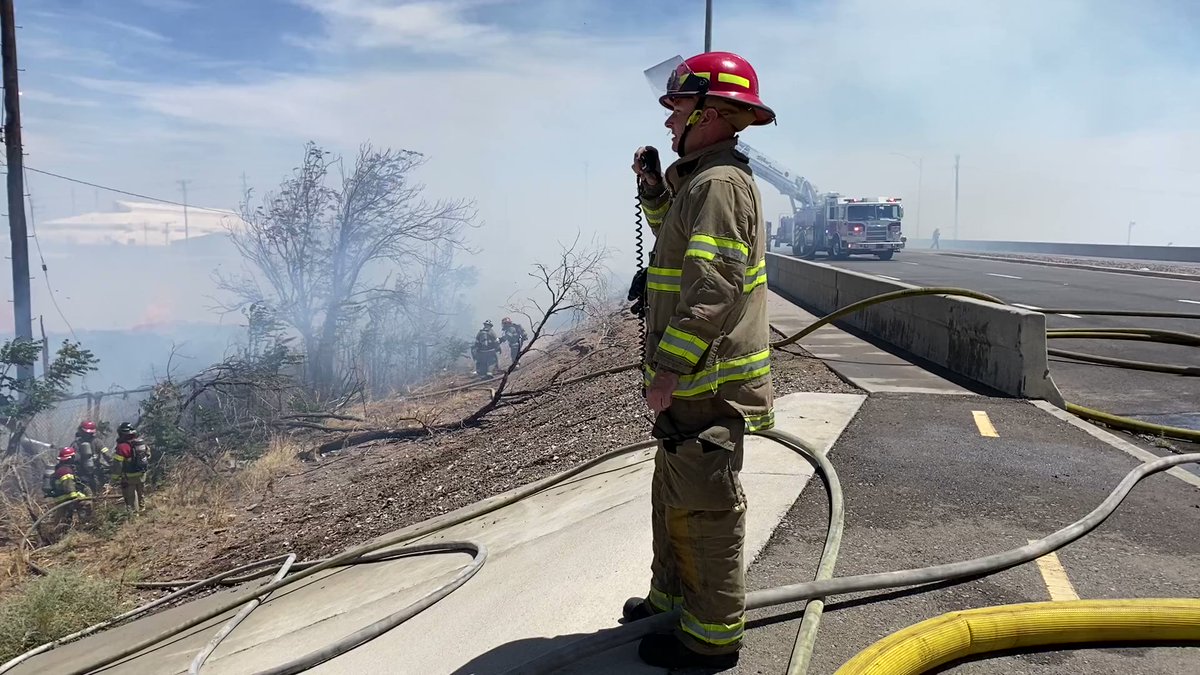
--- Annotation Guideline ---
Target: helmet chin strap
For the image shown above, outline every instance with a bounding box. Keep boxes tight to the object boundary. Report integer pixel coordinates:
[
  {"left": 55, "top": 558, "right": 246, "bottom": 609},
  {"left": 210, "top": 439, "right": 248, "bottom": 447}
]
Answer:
[{"left": 675, "top": 88, "right": 709, "bottom": 157}]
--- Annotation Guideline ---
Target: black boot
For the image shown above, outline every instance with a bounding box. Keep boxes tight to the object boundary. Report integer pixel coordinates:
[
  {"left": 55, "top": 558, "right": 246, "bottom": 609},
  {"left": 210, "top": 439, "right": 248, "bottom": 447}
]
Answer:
[
  {"left": 637, "top": 633, "right": 739, "bottom": 670},
  {"left": 622, "top": 597, "right": 654, "bottom": 622}
]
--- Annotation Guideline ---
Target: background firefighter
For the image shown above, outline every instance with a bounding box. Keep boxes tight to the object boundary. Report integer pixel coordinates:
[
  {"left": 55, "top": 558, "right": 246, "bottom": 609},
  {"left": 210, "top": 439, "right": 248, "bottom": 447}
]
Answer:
[
  {"left": 111, "top": 423, "right": 150, "bottom": 513},
  {"left": 470, "top": 320, "right": 501, "bottom": 378},
  {"left": 70, "top": 420, "right": 111, "bottom": 496},
  {"left": 42, "top": 446, "right": 90, "bottom": 533},
  {"left": 623, "top": 51, "right": 777, "bottom": 670},
  {"left": 500, "top": 317, "right": 528, "bottom": 366}
]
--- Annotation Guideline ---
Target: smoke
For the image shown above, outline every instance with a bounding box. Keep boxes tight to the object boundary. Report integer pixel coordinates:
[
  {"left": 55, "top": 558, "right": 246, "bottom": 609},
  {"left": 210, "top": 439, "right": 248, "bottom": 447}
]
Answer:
[{"left": 5, "top": 0, "right": 1198, "bottom": 390}]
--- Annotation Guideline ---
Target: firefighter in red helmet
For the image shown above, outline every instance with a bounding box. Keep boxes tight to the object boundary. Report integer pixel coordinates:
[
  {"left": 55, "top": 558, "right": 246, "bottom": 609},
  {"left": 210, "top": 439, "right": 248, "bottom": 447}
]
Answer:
[
  {"left": 42, "top": 447, "right": 89, "bottom": 532},
  {"left": 624, "top": 51, "right": 776, "bottom": 669}
]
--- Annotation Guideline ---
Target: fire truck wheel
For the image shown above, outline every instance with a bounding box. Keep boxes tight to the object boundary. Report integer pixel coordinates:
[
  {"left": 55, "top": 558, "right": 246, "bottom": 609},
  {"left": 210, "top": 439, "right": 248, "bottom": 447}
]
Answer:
[{"left": 876, "top": 251, "right": 895, "bottom": 261}]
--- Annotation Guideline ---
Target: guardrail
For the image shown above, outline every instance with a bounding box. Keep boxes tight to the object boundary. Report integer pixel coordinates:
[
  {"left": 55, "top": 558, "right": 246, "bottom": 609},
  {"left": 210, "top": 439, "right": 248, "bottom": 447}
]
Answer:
[
  {"left": 765, "top": 252, "right": 1065, "bottom": 404},
  {"left": 905, "top": 239, "right": 1200, "bottom": 263}
]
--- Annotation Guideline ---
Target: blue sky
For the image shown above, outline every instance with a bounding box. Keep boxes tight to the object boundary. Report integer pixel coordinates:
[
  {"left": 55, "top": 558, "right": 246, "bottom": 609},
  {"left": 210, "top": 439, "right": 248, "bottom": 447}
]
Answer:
[{"left": 10, "top": 0, "right": 1200, "bottom": 333}]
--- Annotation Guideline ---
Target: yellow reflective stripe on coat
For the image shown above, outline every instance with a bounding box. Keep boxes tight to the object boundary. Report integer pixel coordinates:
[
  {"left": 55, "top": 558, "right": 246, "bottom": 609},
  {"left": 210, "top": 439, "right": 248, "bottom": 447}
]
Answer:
[
  {"left": 659, "top": 326, "right": 710, "bottom": 366},
  {"left": 56, "top": 473, "right": 75, "bottom": 483},
  {"left": 745, "top": 410, "right": 775, "bottom": 432},
  {"left": 647, "top": 266, "right": 682, "bottom": 293},
  {"left": 642, "top": 201, "right": 669, "bottom": 226},
  {"left": 648, "top": 586, "right": 683, "bottom": 613},
  {"left": 645, "top": 349, "right": 771, "bottom": 398},
  {"left": 680, "top": 609, "right": 745, "bottom": 646},
  {"left": 743, "top": 260, "right": 767, "bottom": 293},
  {"left": 685, "top": 234, "right": 750, "bottom": 263}
]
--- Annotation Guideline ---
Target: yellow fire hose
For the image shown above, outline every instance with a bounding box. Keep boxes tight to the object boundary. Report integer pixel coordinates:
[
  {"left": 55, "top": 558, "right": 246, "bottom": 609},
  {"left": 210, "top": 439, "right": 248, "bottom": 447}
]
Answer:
[{"left": 835, "top": 598, "right": 1200, "bottom": 674}]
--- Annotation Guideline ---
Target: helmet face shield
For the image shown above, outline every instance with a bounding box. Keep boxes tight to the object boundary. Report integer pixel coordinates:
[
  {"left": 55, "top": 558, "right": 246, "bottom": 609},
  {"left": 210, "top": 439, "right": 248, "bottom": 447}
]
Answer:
[{"left": 644, "top": 55, "right": 706, "bottom": 104}]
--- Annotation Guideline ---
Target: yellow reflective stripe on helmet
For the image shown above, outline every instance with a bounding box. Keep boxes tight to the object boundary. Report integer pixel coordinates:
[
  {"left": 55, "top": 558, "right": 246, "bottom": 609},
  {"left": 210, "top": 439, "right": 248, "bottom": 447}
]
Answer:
[
  {"left": 743, "top": 260, "right": 767, "bottom": 293},
  {"left": 686, "top": 234, "right": 750, "bottom": 263},
  {"left": 717, "top": 72, "right": 751, "bottom": 89},
  {"left": 745, "top": 410, "right": 775, "bottom": 432},
  {"left": 659, "top": 326, "right": 710, "bottom": 366},
  {"left": 647, "top": 266, "right": 682, "bottom": 293},
  {"left": 644, "top": 349, "right": 771, "bottom": 398},
  {"left": 648, "top": 586, "right": 683, "bottom": 613},
  {"left": 680, "top": 609, "right": 745, "bottom": 646}
]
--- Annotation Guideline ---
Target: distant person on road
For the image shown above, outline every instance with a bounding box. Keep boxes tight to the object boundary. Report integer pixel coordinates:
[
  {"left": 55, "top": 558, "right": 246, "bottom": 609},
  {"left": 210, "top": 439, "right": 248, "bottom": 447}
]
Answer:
[
  {"left": 931, "top": 228, "right": 941, "bottom": 249},
  {"left": 623, "top": 51, "right": 775, "bottom": 670}
]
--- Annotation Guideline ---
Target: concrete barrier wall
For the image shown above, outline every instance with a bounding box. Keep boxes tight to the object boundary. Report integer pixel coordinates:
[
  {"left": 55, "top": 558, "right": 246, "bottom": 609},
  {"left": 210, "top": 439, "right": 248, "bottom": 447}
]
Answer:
[
  {"left": 765, "top": 253, "right": 1064, "bottom": 404},
  {"left": 904, "top": 239, "right": 1200, "bottom": 263}
]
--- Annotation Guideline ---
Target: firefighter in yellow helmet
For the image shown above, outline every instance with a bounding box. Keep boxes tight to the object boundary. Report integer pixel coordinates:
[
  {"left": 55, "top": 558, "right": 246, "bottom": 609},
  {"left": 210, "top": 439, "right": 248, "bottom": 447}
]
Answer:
[{"left": 623, "top": 51, "right": 776, "bottom": 669}]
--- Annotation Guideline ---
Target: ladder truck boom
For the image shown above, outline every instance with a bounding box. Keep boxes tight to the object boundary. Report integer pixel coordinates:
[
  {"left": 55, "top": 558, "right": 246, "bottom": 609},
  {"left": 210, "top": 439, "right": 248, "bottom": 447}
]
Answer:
[{"left": 736, "top": 141, "right": 819, "bottom": 209}]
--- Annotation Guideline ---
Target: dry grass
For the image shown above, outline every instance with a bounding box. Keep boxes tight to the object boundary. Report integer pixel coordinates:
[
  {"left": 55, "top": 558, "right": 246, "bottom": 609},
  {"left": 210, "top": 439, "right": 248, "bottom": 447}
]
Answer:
[{"left": 8, "top": 435, "right": 303, "bottom": 591}]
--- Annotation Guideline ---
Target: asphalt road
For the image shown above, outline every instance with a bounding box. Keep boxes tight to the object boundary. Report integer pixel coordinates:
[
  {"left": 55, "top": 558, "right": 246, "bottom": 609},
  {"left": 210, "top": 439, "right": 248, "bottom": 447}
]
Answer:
[
  {"left": 813, "top": 249, "right": 1200, "bottom": 433},
  {"left": 737, "top": 393, "right": 1200, "bottom": 675}
]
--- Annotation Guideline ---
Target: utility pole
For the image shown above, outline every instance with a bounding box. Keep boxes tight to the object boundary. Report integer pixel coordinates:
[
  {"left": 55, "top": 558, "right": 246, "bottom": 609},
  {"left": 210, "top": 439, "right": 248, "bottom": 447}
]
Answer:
[
  {"left": 704, "top": 0, "right": 713, "bottom": 52},
  {"left": 1127, "top": 221, "right": 1135, "bottom": 245},
  {"left": 3, "top": 0, "right": 33, "bottom": 384},
  {"left": 178, "top": 179, "right": 190, "bottom": 241},
  {"left": 953, "top": 153, "right": 960, "bottom": 241}
]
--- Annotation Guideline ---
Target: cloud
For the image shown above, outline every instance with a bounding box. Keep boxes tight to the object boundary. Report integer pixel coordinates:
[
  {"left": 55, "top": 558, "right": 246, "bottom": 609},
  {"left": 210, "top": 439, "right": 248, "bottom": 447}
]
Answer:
[
  {"left": 132, "top": 0, "right": 200, "bottom": 11},
  {"left": 15, "top": 0, "right": 1200, "bottom": 335},
  {"left": 21, "top": 90, "right": 103, "bottom": 108},
  {"left": 292, "top": 0, "right": 508, "bottom": 53}
]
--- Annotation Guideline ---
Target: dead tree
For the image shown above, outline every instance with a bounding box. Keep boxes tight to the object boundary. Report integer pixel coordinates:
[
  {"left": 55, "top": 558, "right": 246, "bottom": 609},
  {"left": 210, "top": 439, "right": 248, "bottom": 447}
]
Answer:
[{"left": 217, "top": 142, "right": 478, "bottom": 397}]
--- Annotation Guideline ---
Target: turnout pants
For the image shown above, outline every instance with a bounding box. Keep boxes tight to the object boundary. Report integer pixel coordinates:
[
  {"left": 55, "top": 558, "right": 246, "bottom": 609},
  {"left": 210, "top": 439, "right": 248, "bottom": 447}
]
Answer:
[
  {"left": 121, "top": 474, "right": 147, "bottom": 512},
  {"left": 646, "top": 398, "right": 747, "bottom": 655}
]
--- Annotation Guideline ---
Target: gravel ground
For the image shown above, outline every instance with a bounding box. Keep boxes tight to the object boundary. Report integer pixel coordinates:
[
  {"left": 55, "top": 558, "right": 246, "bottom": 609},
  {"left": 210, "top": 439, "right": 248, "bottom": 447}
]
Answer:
[
  {"left": 954, "top": 251, "right": 1200, "bottom": 276},
  {"left": 140, "top": 311, "right": 860, "bottom": 581}
]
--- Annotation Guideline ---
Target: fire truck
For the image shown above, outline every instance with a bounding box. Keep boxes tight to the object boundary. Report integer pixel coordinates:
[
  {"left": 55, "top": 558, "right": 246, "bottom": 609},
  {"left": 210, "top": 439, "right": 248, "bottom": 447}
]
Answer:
[{"left": 738, "top": 142, "right": 907, "bottom": 260}]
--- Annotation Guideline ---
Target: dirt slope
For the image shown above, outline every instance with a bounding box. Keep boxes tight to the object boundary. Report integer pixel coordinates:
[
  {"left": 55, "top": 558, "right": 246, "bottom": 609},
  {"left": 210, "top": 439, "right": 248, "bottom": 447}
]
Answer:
[{"left": 29, "top": 310, "right": 858, "bottom": 582}]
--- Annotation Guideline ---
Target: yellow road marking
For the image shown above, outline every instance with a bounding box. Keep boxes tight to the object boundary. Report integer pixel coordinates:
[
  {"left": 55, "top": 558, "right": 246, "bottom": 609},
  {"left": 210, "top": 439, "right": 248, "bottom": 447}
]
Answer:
[
  {"left": 972, "top": 410, "right": 998, "bottom": 437},
  {"left": 1030, "top": 540, "right": 1079, "bottom": 601}
]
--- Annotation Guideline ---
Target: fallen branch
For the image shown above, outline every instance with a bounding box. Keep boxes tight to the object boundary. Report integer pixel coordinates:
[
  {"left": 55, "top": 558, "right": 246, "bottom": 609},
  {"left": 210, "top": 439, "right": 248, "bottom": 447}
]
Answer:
[
  {"left": 282, "top": 412, "right": 366, "bottom": 423},
  {"left": 502, "top": 362, "right": 639, "bottom": 398}
]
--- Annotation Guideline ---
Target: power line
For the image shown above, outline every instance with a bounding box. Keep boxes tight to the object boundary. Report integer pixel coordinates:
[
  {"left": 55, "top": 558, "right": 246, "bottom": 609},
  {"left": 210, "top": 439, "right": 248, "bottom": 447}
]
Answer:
[
  {"left": 23, "top": 163, "right": 78, "bottom": 341},
  {"left": 23, "top": 165, "right": 235, "bottom": 215}
]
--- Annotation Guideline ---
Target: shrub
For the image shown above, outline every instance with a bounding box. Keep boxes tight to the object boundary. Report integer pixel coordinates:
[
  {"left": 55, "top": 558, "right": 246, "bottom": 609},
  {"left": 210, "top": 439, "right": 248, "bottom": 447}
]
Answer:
[{"left": 0, "top": 568, "right": 128, "bottom": 663}]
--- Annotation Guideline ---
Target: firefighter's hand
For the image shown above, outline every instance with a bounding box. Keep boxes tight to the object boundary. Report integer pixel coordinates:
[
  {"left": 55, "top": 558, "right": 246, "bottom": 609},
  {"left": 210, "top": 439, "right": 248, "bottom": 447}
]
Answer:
[
  {"left": 632, "top": 147, "right": 661, "bottom": 186},
  {"left": 646, "top": 371, "right": 678, "bottom": 414}
]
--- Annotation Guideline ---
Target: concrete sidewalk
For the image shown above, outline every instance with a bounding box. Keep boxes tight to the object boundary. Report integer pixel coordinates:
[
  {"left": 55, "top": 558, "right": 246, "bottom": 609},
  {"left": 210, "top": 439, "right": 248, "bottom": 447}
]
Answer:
[{"left": 14, "top": 392, "right": 866, "bottom": 675}]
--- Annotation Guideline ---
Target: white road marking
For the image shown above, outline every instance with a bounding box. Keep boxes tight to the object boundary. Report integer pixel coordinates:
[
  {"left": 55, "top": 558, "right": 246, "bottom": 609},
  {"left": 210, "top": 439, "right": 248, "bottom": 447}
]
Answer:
[
  {"left": 1029, "top": 541, "right": 1080, "bottom": 601},
  {"left": 1011, "top": 303, "right": 1081, "bottom": 319},
  {"left": 877, "top": 275, "right": 902, "bottom": 281},
  {"left": 902, "top": 262, "right": 920, "bottom": 266},
  {"left": 1181, "top": 299, "right": 1200, "bottom": 305},
  {"left": 986, "top": 273, "right": 1023, "bottom": 279}
]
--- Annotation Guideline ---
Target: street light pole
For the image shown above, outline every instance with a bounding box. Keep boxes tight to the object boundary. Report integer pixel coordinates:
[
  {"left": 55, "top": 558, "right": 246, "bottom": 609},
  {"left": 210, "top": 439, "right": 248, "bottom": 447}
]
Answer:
[
  {"left": 704, "top": 0, "right": 713, "bottom": 52},
  {"left": 890, "top": 152, "right": 923, "bottom": 240},
  {"left": 1127, "top": 221, "right": 1135, "bottom": 245}
]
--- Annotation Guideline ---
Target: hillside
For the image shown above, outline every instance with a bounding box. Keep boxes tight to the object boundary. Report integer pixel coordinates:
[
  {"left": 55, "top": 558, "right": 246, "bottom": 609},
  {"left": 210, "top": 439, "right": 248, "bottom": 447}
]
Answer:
[{"left": 17, "top": 308, "right": 859, "bottom": 587}]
